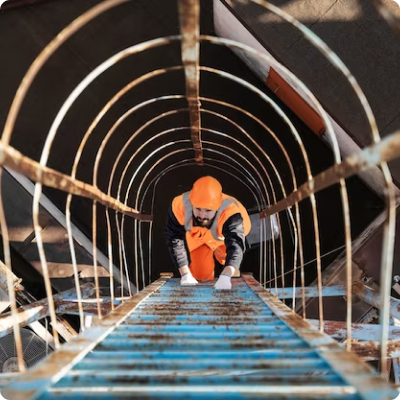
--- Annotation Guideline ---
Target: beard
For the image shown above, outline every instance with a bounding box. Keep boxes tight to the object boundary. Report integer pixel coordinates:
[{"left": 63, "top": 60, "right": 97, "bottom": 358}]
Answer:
[{"left": 195, "top": 217, "right": 212, "bottom": 228}]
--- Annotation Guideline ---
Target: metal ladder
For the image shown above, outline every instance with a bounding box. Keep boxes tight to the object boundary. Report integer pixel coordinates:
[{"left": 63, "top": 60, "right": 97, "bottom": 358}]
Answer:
[{"left": 2, "top": 275, "right": 397, "bottom": 400}]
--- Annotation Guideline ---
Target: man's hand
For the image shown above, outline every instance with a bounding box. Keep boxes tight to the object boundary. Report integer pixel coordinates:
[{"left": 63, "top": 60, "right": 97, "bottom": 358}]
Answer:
[
  {"left": 214, "top": 274, "right": 232, "bottom": 290},
  {"left": 181, "top": 273, "right": 198, "bottom": 286}
]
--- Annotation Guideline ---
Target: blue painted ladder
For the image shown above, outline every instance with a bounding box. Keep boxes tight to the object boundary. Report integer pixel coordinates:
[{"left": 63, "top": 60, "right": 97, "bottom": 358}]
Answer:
[{"left": 2, "top": 274, "right": 397, "bottom": 400}]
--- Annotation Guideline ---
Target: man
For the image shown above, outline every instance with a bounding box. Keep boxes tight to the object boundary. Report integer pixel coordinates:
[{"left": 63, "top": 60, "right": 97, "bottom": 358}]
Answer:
[{"left": 165, "top": 176, "right": 251, "bottom": 289}]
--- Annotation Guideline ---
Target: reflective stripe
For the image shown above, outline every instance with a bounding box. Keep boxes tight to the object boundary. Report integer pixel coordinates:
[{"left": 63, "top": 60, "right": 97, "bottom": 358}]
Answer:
[
  {"left": 210, "top": 198, "right": 234, "bottom": 240},
  {"left": 183, "top": 192, "right": 192, "bottom": 231},
  {"left": 182, "top": 192, "right": 234, "bottom": 241}
]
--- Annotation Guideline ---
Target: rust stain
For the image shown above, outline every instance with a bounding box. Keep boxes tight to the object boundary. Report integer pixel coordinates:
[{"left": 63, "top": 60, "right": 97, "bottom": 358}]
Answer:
[
  {"left": 179, "top": 0, "right": 203, "bottom": 163},
  {"left": 321, "top": 321, "right": 342, "bottom": 335},
  {"left": 0, "top": 142, "right": 152, "bottom": 221}
]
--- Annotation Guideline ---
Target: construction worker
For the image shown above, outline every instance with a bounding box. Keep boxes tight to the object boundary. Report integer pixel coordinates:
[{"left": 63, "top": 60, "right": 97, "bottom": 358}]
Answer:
[{"left": 165, "top": 176, "right": 251, "bottom": 290}]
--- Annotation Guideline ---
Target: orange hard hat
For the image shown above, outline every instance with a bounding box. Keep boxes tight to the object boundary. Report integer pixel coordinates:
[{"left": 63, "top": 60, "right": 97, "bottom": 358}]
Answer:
[{"left": 189, "top": 176, "right": 223, "bottom": 210}]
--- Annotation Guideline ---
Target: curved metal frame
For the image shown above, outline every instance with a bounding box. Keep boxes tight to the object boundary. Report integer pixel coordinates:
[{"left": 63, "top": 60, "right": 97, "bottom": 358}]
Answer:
[
  {"left": 139, "top": 156, "right": 262, "bottom": 286},
  {"left": 118, "top": 137, "right": 267, "bottom": 289},
  {"left": 0, "top": 0, "right": 396, "bottom": 374}
]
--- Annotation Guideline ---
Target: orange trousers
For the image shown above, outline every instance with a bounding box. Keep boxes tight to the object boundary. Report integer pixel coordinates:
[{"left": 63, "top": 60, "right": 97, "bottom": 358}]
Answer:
[{"left": 189, "top": 244, "right": 226, "bottom": 281}]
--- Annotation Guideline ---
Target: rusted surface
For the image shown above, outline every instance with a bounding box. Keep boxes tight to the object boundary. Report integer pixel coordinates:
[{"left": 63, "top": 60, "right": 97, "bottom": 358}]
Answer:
[
  {"left": 0, "top": 259, "right": 23, "bottom": 292},
  {"left": 179, "top": 0, "right": 203, "bottom": 163},
  {"left": 0, "top": 265, "right": 77, "bottom": 341},
  {"left": 269, "top": 285, "right": 345, "bottom": 299},
  {"left": 1, "top": 274, "right": 172, "bottom": 400},
  {"left": 99, "top": 340, "right": 299, "bottom": 351},
  {"left": 352, "top": 282, "right": 400, "bottom": 320},
  {"left": 55, "top": 300, "right": 115, "bottom": 316},
  {"left": 0, "top": 283, "right": 94, "bottom": 338},
  {"left": 0, "top": 142, "right": 152, "bottom": 221},
  {"left": 350, "top": 340, "right": 400, "bottom": 360},
  {"left": 242, "top": 275, "right": 394, "bottom": 398},
  {"left": 137, "top": 304, "right": 266, "bottom": 314},
  {"left": 124, "top": 316, "right": 278, "bottom": 325},
  {"left": 35, "top": 277, "right": 394, "bottom": 398},
  {"left": 0, "top": 0, "right": 398, "bottom": 393},
  {"left": 198, "top": 64, "right": 324, "bottom": 329},
  {"left": 308, "top": 319, "right": 400, "bottom": 341},
  {"left": 68, "top": 374, "right": 339, "bottom": 386}
]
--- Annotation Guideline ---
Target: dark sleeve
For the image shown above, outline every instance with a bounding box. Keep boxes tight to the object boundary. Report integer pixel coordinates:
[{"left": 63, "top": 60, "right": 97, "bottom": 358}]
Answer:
[
  {"left": 222, "top": 213, "right": 245, "bottom": 269},
  {"left": 164, "top": 206, "right": 189, "bottom": 269}
]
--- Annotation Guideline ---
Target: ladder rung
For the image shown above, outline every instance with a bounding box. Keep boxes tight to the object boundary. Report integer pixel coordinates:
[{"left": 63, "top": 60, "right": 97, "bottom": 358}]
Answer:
[
  {"left": 97, "top": 338, "right": 307, "bottom": 351},
  {"left": 54, "top": 373, "right": 347, "bottom": 387},
  {"left": 114, "top": 322, "right": 289, "bottom": 332},
  {"left": 131, "top": 310, "right": 275, "bottom": 316},
  {"left": 76, "top": 357, "right": 329, "bottom": 370},
  {"left": 86, "top": 349, "right": 320, "bottom": 360},
  {"left": 67, "top": 367, "right": 335, "bottom": 377},
  {"left": 48, "top": 384, "right": 357, "bottom": 395},
  {"left": 124, "top": 315, "right": 281, "bottom": 323},
  {"left": 105, "top": 331, "right": 297, "bottom": 340}
]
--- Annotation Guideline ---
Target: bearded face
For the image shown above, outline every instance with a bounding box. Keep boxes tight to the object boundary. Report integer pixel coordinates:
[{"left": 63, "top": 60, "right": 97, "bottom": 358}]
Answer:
[{"left": 192, "top": 207, "right": 217, "bottom": 228}]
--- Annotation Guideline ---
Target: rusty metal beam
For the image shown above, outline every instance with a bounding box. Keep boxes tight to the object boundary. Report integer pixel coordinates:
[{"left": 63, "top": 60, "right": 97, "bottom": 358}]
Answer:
[
  {"left": 307, "top": 319, "right": 400, "bottom": 341},
  {"left": 0, "top": 259, "right": 31, "bottom": 314},
  {"left": 352, "top": 282, "right": 400, "bottom": 320},
  {"left": 51, "top": 318, "right": 77, "bottom": 342},
  {"left": 270, "top": 285, "right": 345, "bottom": 299},
  {"left": 0, "top": 284, "right": 94, "bottom": 339},
  {"left": 260, "top": 129, "right": 400, "bottom": 218},
  {"left": 55, "top": 297, "right": 121, "bottom": 316},
  {"left": 6, "top": 168, "right": 135, "bottom": 295},
  {"left": 350, "top": 340, "right": 400, "bottom": 360},
  {"left": 0, "top": 259, "right": 77, "bottom": 341},
  {"left": 0, "top": 260, "right": 22, "bottom": 292},
  {"left": 0, "top": 142, "right": 152, "bottom": 222},
  {"left": 179, "top": 0, "right": 203, "bottom": 163},
  {"left": 1, "top": 126, "right": 397, "bottom": 294}
]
